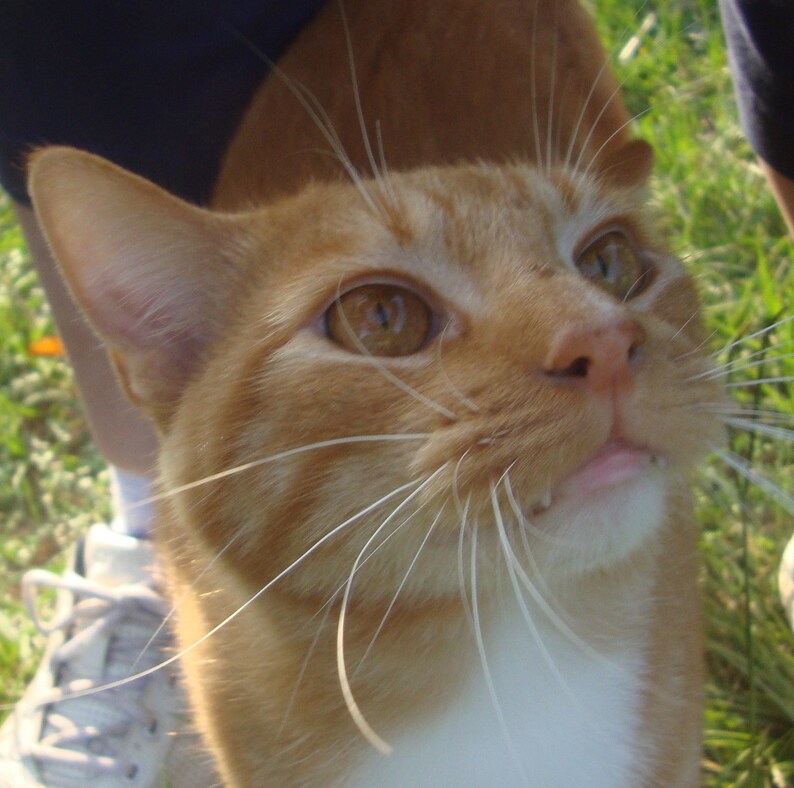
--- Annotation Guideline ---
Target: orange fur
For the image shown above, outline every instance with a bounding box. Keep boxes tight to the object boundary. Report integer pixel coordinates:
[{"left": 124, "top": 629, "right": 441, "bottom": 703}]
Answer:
[{"left": 28, "top": 1, "right": 727, "bottom": 785}]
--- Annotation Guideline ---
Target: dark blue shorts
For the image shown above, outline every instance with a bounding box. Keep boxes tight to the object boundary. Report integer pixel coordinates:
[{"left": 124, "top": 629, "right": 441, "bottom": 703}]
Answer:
[
  {"left": 3, "top": 2, "right": 793, "bottom": 205},
  {"left": 0, "top": 0, "right": 327, "bottom": 206},
  {"left": 720, "top": 0, "right": 794, "bottom": 179}
]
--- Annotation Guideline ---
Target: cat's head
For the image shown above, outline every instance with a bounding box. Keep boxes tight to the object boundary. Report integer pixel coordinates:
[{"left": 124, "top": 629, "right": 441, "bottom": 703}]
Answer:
[{"left": 29, "top": 144, "right": 724, "bottom": 603}]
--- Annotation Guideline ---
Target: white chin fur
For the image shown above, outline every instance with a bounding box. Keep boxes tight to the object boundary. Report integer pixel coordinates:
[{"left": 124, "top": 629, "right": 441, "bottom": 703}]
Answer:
[{"left": 533, "top": 474, "right": 667, "bottom": 575}]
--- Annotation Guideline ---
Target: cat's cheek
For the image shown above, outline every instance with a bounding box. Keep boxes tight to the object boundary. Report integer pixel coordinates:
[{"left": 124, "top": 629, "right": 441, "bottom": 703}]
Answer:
[{"left": 533, "top": 472, "right": 668, "bottom": 575}]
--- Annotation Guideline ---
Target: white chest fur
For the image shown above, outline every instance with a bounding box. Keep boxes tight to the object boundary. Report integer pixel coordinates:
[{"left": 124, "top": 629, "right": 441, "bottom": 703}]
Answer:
[{"left": 346, "top": 595, "right": 650, "bottom": 788}]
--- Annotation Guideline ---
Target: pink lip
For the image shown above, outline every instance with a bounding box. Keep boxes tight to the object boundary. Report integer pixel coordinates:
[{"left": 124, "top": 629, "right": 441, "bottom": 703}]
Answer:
[{"left": 555, "top": 440, "right": 655, "bottom": 500}]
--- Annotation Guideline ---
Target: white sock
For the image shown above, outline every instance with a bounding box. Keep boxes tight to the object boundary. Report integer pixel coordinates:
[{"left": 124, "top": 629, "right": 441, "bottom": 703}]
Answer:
[{"left": 109, "top": 466, "right": 156, "bottom": 538}]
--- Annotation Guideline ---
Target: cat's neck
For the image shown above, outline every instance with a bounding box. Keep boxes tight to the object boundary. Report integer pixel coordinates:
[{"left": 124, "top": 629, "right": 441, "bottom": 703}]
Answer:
[{"left": 168, "top": 504, "right": 691, "bottom": 786}]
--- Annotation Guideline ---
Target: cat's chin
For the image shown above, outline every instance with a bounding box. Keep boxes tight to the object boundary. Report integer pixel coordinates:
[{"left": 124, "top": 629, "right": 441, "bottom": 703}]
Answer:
[{"left": 527, "top": 444, "right": 669, "bottom": 575}]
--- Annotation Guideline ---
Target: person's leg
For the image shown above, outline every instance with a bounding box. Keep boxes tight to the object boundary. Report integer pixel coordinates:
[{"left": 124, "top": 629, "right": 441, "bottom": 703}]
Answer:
[
  {"left": 760, "top": 162, "right": 794, "bottom": 237},
  {"left": 14, "top": 203, "right": 158, "bottom": 537},
  {"left": 14, "top": 203, "right": 158, "bottom": 474}
]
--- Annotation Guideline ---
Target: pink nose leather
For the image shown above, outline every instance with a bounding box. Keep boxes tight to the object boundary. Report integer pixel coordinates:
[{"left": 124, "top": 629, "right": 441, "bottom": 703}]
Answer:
[{"left": 544, "top": 319, "right": 646, "bottom": 394}]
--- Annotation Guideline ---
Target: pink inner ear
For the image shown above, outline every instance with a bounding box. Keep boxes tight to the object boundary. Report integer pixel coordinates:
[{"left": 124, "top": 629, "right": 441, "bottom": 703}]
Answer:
[{"left": 90, "top": 268, "right": 203, "bottom": 352}]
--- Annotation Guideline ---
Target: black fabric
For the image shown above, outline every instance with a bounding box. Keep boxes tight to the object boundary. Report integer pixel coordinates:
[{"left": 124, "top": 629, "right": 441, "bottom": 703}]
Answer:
[
  {"left": 720, "top": 0, "right": 794, "bottom": 178},
  {"left": 0, "top": 0, "right": 328, "bottom": 205}
]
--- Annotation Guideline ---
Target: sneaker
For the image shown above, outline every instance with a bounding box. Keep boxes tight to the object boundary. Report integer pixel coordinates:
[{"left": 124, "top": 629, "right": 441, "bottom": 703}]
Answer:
[
  {"left": 780, "top": 531, "right": 794, "bottom": 630},
  {"left": 0, "top": 523, "right": 218, "bottom": 787}
]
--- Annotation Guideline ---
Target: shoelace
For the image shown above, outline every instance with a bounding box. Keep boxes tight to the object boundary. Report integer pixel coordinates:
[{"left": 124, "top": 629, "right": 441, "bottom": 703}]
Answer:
[{"left": 19, "top": 569, "right": 172, "bottom": 779}]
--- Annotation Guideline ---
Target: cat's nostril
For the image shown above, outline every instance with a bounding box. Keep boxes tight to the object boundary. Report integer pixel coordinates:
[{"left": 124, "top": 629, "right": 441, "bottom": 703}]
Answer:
[
  {"left": 547, "top": 356, "right": 590, "bottom": 379},
  {"left": 543, "top": 318, "right": 645, "bottom": 393}
]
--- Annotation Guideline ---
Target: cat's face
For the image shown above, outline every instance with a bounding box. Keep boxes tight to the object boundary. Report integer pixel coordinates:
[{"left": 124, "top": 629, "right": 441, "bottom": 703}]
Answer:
[
  {"left": 28, "top": 146, "right": 724, "bottom": 607},
  {"left": 150, "top": 160, "right": 726, "bottom": 604}
]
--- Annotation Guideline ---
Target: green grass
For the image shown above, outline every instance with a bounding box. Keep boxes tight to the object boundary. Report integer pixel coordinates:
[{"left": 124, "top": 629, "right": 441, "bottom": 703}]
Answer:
[{"left": 1, "top": 1, "right": 793, "bottom": 783}]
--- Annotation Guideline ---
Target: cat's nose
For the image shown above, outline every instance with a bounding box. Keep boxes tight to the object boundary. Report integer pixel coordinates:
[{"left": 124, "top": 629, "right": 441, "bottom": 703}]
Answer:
[{"left": 543, "top": 318, "right": 646, "bottom": 394}]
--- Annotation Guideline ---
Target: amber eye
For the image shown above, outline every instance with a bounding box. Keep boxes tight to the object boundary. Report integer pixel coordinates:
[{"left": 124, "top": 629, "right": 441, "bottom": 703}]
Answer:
[
  {"left": 325, "top": 284, "right": 433, "bottom": 356},
  {"left": 575, "top": 231, "right": 650, "bottom": 300}
]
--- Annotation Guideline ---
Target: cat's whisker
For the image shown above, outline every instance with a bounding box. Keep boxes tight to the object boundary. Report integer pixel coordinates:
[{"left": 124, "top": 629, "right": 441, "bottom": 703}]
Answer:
[
  {"left": 716, "top": 449, "right": 794, "bottom": 515},
  {"left": 503, "top": 477, "right": 567, "bottom": 581},
  {"left": 725, "top": 375, "right": 794, "bottom": 389},
  {"left": 724, "top": 417, "right": 794, "bottom": 444},
  {"left": 529, "top": 0, "right": 543, "bottom": 170},
  {"left": 289, "top": 80, "right": 384, "bottom": 217},
  {"left": 578, "top": 17, "right": 695, "bottom": 180},
  {"left": 6, "top": 478, "right": 424, "bottom": 711},
  {"left": 318, "top": 495, "right": 437, "bottom": 627},
  {"left": 688, "top": 349, "right": 794, "bottom": 382},
  {"left": 338, "top": 1, "right": 400, "bottom": 220},
  {"left": 563, "top": 5, "right": 648, "bottom": 172},
  {"left": 500, "top": 474, "right": 571, "bottom": 548},
  {"left": 456, "top": 492, "right": 474, "bottom": 619},
  {"left": 436, "top": 321, "right": 481, "bottom": 414},
  {"left": 450, "top": 450, "right": 471, "bottom": 521},
  {"left": 135, "top": 433, "right": 429, "bottom": 509},
  {"left": 712, "top": 314, "right": 794, "bottom": 358},
  {"left": 572, "top": 65, "right": 635, "bottom": 177},
  {"left": 500, "top": 477, "right": 607, "bottom": 664},
  {"left": 469, "top": 515, "right": 528, "bottom": 784},
  {"left": 452, "top": 453, "right": 476, "bottom": 625},
  {"left": 335, "top": 464, "right": 449, "bottom": 755},
  {"left": 354, "top": 503, "right": 447, "bottom": 675},
  {"left": 693, "top": 404, "right": 794, "bottom": 424},
  {"left": 277, "top": 593, "right": 338, "bottom": 740},
  {"left": 219, "top": 19, "right": 384, "bottom": 218},
  {"left": 545, "top": 10, "right": 559, "bottom": 175},
  {"left": 578, "top": 104, "right": 654, "bottom": 181},
  {"left": 668, "top": 308, "right": 703, "bottom": 346},
  {"left": 716, "top": 335, "right": 794, "bottom": 367},
  {"left": 130, "top": 527, "right": 246, "bottom": 672},
  {"left": 622, "top": 270, "right": 654, "bottom": 303},
  {"left": 317, "top": 520, "right": 408, "bottom": 621},
  {"left": 490, "top": 482, "right": 586, "bottom": 716},
  {"left": 374, "top": 119, "right": 401, "bottom": 212},
  {"left": 674, "top": 329, "right": 721, "bottom": 365},
  {"left": 333, "top": 282, "right": 459, "bottom": 420}
]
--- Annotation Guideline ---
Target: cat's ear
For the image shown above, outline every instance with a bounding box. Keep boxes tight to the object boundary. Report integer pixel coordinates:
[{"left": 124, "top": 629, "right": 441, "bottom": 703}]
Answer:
[
  {"left": 28, "top": 147, "right": 243, "bottom": 425},
  {"left": 595, "top": 139, "right": 654, "bottom": 190}
]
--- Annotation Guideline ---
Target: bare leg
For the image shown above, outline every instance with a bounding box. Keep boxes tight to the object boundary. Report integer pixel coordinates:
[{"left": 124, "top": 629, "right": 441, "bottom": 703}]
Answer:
[
  {"left": 760, "top": 160, "right": 794, "bottom": 237},
  {"left": 14, "top": 202, "right": 158, "bottom": 475}
]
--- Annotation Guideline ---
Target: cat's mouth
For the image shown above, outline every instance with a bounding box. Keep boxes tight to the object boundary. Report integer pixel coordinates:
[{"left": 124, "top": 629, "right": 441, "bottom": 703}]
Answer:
[{"left": 526, "top": 440, "right": 667, "bottom": 518}]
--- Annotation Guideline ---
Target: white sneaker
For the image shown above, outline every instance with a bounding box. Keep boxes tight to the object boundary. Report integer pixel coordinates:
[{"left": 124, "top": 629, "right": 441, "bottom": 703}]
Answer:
[{"left": 0, "top": 524, "right": 218, "bottom": 787}]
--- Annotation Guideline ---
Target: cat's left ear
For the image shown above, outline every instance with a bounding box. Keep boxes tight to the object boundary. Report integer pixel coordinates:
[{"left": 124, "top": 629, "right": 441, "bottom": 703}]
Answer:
[
  {"left": 28, "top": 147, "right": 245, "bottom": 426},
  {"left": 595, "top": 139, "right": 654, "bottom": 190}
]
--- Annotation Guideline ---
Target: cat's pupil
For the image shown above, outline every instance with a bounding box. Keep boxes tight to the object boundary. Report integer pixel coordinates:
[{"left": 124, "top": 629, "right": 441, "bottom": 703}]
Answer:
[
  {"left": 596, "top": 253, "right": 610, "bottom": 280},
  {"left": 374, "top": 301, "right": 391, "bottom": 330},
  {"left": 575, "top": 231, "right": 649, "bottom": 301},
  {"left": 325, "top": 283, "right": 432, "bottom": 356}
]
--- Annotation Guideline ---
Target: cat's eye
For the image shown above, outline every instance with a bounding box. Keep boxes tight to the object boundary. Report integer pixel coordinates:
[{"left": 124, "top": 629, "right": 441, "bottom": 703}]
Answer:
[
  {"left": 325, "top": 284, "right": 433, "bottom": 356},
  {"left": 575, "top": 231, "right": 650, "bottom": 300}
]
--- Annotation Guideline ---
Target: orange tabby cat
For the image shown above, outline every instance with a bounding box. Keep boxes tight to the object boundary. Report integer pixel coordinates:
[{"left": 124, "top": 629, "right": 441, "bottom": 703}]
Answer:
[{"left": 27, "top": 1, "right": 724, "bottom": 785}]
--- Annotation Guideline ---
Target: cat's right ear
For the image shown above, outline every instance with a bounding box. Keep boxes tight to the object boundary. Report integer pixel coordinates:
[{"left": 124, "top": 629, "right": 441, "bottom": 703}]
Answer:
[
  {"left": 28, "top": 147, "right": 244, "bottom": 426},
  {"left": 595, "top": 139, "right": 655, "bottom": 190}
]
